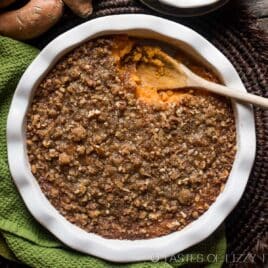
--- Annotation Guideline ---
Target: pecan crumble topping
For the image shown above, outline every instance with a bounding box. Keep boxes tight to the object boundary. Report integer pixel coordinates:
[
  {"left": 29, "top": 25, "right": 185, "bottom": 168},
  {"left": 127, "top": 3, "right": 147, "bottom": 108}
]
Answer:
[{"left": 26, "top": 36, "right": 236, "bottom": 239}]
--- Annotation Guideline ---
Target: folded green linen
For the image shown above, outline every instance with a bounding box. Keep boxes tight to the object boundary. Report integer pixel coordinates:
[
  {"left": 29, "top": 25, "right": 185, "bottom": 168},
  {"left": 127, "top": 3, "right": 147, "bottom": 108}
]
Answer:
[{"left": 0, "top": 36, "right": 226, "bottom": 268}]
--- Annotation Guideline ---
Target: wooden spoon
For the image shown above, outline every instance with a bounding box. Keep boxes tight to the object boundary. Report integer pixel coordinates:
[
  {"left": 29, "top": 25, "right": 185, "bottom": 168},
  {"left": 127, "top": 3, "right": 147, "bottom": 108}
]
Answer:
[{"left": 136, "top": 49, "right": 268, "bottom": 108}]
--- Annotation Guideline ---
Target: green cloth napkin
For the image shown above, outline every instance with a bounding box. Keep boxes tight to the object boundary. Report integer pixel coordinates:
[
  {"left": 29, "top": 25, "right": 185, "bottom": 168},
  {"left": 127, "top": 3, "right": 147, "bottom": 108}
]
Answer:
[{"left": 0, "top": 35, "right": 226, "bottom": 268}]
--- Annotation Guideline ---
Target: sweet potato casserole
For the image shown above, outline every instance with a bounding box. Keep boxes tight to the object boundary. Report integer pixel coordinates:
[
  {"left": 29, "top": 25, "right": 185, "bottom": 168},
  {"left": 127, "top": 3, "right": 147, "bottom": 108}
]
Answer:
[{"left": 26, "top": 35, "right": 236, "bottom": 239}]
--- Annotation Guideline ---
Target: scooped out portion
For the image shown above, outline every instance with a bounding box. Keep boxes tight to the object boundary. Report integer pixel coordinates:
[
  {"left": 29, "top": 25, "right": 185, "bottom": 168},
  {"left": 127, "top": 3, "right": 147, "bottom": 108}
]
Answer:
[
  {"left": 114, "top": 36, "right": 218, "bottom": 107},
  {"left": 122, "top": 45, "right": 190, "bottom": 106},
  {"left": 26, "top": 35, "right": 236, "bottom": 239}
]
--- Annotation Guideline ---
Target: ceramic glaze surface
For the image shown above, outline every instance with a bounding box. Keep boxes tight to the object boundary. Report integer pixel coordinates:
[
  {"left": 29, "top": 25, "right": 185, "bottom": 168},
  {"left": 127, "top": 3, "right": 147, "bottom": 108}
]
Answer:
[{"left": 159, "top": 0, "right": 219, "bottom": 8}]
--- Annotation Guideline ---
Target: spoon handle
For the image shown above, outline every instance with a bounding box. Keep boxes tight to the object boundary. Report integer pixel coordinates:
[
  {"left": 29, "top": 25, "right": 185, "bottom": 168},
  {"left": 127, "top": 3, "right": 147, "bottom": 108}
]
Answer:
[
  {"left": 199, "top": 81, "right": 268, "bottom": 108},
  {"left": 180, "top": 64, "right": 268, "bottom": 108}
]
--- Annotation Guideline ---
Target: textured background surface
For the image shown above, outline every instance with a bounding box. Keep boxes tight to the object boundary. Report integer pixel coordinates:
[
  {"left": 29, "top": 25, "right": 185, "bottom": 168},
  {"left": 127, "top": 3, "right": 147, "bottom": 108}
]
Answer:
[{"left": 247, "top": 0, "right": 268, "bottom": 32}]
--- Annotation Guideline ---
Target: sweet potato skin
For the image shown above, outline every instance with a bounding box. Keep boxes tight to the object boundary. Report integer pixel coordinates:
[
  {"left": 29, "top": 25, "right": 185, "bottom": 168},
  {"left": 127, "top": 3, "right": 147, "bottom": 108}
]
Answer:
[
  {"left": 0, "top": 0, "right": 16, "bottom": 8},
  {"left": 0, "top": 0, "right": 64, "bottom": 40},
  {"left": 63, "top": 0, "right": 92, "bottom": 18}
]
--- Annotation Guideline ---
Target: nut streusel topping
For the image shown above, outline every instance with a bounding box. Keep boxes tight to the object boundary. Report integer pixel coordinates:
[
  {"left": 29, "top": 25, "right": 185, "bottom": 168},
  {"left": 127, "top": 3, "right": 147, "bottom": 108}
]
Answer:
[{"left": 26, "top": 36, "right": 236, "bottom": 239}]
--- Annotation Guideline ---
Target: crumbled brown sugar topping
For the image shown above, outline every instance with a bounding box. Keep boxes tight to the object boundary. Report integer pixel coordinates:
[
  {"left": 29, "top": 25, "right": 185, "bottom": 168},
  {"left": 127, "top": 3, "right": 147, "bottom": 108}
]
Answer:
[{"left": 26, "top": 36, "right": 236, "bottom": 239}]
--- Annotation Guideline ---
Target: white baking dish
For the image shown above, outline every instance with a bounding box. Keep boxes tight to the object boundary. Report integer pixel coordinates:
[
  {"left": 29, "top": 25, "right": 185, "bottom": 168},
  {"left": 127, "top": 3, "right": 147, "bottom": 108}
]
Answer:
[
  {"left": 7, "top": 14, "right": 256, "bottom": 262},
  {"left": 159, "top": 0, "right": 220, "bottom": 8}
]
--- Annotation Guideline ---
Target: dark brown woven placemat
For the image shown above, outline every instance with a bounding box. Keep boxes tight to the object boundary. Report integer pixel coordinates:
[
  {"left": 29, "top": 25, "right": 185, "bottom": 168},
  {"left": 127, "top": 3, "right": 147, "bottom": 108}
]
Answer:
[{"left": 1, "top": 0, "right": 267, "bottom": 267}]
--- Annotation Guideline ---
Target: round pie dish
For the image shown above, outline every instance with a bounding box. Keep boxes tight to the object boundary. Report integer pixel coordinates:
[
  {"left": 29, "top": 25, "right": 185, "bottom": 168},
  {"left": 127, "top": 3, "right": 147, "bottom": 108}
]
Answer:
[{"left": 7, "top": 14, "right": 256, "bottom": 262}]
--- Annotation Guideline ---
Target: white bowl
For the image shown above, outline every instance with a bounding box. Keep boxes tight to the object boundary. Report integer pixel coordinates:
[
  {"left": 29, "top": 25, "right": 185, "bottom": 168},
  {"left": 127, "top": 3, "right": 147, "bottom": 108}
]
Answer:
[
  {"left": 7, "top": 14, "right": 256, "bottom": 263},
  {"left": 159, "top": 0, "right": 220, "bottom": 8},
  {"left": 141, "top": 0, "right": 230, "bottom": 17}
]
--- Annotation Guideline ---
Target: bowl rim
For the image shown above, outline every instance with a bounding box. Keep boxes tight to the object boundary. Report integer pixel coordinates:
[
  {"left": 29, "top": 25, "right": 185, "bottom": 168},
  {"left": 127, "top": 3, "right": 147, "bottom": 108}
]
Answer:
[
  {"left": 159, "top": 0, "right": 220, "bottom": 8},
  {"left": 7, "top": 14, "right": 256, "bottom": 262},
  {"left": 141, "top": 0, "right": 230, "bottom": 17}
]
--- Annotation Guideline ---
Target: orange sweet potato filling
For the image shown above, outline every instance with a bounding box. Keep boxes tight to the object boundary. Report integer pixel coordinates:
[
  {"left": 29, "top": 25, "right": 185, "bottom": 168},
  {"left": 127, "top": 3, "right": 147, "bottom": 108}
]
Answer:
[{"left": 112, "top": 37, "right": 218, "bottom": 107}]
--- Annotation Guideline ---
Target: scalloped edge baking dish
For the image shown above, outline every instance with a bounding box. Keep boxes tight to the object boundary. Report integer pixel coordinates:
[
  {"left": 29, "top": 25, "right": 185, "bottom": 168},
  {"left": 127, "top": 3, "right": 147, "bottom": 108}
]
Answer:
[
  {"left": 7, "top": 14, "right": 256, "bottom": 262},
  {"left": 159, "top": 0, "right": 220, "bottom": 8}
]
